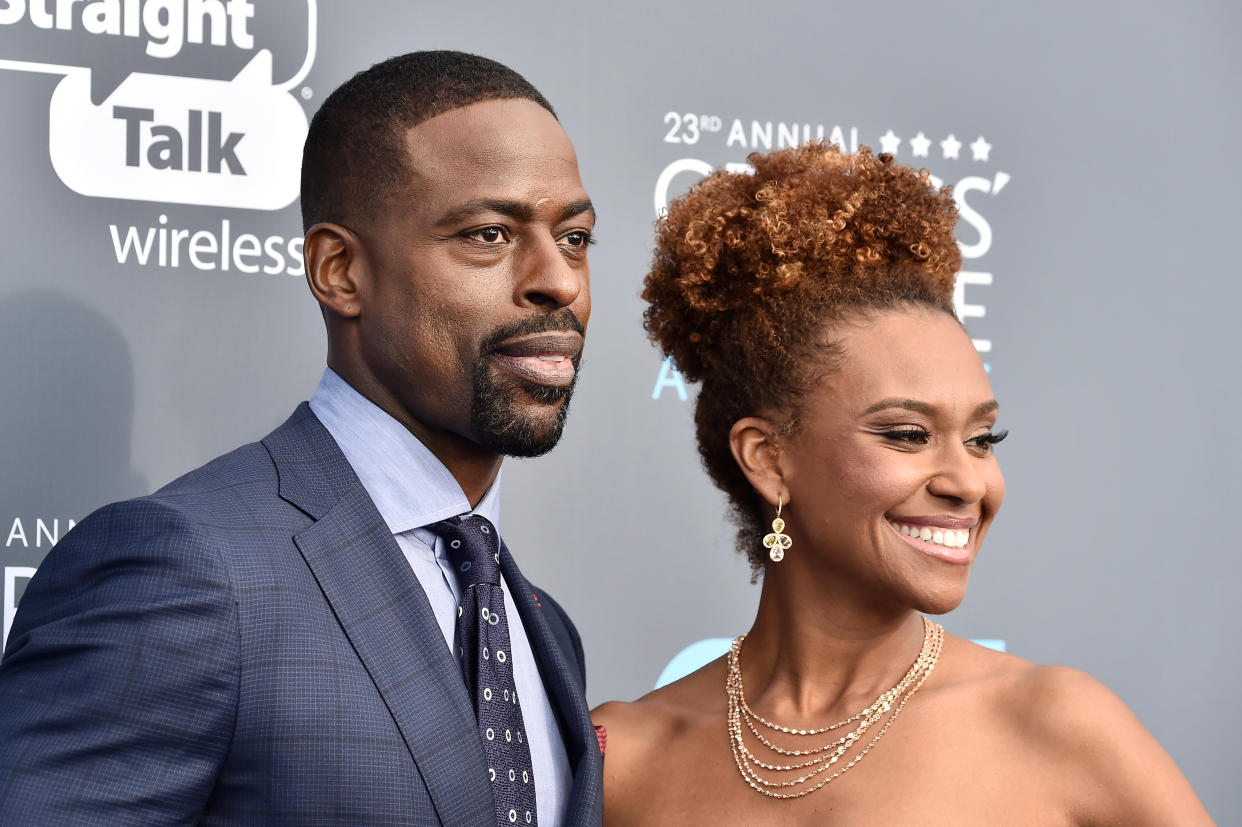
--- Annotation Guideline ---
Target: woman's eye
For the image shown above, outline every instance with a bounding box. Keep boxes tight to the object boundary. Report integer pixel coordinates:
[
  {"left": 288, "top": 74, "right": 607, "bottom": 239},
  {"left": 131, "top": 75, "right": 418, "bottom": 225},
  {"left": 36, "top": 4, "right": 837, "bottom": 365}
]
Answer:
[
  {"left": 882, "top": 429, "right": 930, "bottom": 445},
  {"left": 966, "top": 429, "right": 1009, "bottom": 453},
  {"left": 467, "top": 227, "right": 506, "bottom": 244}
]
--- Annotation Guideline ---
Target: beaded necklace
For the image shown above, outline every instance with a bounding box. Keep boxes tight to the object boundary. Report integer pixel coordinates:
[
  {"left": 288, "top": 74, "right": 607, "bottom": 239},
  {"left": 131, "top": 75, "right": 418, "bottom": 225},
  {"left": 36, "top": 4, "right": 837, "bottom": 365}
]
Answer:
[{"left": 726, "top": 616, "right": 943, "bottom": 799}]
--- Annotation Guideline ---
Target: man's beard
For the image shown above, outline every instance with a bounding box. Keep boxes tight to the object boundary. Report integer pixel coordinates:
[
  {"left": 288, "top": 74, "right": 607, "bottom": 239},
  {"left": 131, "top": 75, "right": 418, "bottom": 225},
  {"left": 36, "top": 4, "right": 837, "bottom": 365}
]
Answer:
[{"left": 469, "top": 309, "right": 585, "bottom": 457}]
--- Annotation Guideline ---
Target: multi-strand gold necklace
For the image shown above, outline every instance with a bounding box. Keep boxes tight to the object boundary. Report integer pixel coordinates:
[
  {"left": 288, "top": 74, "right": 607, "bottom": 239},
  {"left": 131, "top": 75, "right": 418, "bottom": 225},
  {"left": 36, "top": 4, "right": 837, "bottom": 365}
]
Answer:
[{"left": 726, "top": 616, "right": 944, "bottom": 799}]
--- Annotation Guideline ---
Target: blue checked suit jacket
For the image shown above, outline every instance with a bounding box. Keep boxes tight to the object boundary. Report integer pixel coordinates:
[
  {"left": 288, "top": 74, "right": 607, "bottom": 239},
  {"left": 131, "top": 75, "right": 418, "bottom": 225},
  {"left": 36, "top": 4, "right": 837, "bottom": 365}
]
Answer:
[{"left": 0, "top": 404, "right": 604, "bottom": 825}]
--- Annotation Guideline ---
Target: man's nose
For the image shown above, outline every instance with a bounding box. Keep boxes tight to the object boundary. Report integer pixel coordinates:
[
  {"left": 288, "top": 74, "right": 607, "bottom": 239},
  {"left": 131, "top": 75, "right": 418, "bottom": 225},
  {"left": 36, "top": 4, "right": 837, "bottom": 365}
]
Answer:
[{"left": 514, "top": 237, "right": 585, "bottom": 309}]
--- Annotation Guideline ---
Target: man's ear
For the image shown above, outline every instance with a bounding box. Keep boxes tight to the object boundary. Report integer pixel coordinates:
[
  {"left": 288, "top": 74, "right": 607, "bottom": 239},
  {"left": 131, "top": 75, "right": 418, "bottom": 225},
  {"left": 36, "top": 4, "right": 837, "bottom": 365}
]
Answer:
[
  {"left": 304, "top": 222, "right": 365, "bottom": 319},
  {"left": 729, "top": 416, "right": 790, "bottom": 510}
]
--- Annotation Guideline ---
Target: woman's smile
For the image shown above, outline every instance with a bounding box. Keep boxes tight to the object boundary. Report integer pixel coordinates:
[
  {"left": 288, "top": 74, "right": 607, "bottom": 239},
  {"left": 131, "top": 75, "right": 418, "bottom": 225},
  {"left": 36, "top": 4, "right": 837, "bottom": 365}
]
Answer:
[{"left": 885, "top": 517, "right": 976, "bottom": 565}]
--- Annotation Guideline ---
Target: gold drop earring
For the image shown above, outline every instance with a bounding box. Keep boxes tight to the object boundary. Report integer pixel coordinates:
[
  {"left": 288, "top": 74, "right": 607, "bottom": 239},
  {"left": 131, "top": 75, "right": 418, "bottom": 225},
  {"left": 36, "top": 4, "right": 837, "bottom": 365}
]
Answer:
[{"left": 762, "top": 495, "right": 792, "bottom": 562}]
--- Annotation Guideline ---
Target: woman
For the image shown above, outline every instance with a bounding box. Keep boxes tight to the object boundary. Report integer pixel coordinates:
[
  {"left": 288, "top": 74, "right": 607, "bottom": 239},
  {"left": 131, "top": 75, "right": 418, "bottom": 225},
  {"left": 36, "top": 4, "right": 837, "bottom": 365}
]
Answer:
[{"left": 592, "top": 145, "right": 1212, "bottom": 824}]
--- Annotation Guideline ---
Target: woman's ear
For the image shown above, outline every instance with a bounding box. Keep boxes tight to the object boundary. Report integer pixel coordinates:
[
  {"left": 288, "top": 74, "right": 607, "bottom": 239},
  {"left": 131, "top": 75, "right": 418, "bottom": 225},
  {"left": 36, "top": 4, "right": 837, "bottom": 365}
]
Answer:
[
  {"left": 304, "top": 222, "right": 365, "bottom": 319},
  {"left": 729, "top": 416, "right": 790, "bottom": 509}
]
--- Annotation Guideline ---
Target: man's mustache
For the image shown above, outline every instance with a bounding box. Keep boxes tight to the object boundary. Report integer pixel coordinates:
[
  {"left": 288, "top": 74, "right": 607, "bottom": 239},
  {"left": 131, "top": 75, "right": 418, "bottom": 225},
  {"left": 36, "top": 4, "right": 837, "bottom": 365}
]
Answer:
[{"left": 478, "top": 308, "right": 586, "bottom": 358}]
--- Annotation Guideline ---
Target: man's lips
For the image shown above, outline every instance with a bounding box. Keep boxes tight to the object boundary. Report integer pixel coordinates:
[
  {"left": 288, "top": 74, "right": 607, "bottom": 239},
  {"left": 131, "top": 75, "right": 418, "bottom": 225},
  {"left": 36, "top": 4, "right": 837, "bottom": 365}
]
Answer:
[{"left": 490, "top": 332, "right": 582, "bottom": 387}]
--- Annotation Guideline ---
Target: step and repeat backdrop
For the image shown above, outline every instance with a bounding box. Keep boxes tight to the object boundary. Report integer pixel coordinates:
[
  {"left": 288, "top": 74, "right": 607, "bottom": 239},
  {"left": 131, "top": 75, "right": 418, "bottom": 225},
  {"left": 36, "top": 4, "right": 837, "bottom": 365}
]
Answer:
[{"left": 1, "top": 1, "right": 1238, "bottom": 820}]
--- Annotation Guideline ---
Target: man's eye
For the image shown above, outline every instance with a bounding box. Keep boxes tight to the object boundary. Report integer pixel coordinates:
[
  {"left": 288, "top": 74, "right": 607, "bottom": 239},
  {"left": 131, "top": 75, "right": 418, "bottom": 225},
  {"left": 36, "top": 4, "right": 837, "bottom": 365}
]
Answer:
[
  {"left": 467, "top": 227, "right": 506, "bottom": 244},
  {"left": 882, "top": 429, "right": 929, "bottom": 445},
  {"left": 561, "top": 230, "right": 593, "bottom": 247}
]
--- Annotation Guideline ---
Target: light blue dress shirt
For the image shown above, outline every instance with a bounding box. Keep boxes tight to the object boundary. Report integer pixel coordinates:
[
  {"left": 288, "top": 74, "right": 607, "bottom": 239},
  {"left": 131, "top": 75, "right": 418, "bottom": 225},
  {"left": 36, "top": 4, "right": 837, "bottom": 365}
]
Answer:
[{"left": 310, "top": 368, "right": 571, "bottom": 826}]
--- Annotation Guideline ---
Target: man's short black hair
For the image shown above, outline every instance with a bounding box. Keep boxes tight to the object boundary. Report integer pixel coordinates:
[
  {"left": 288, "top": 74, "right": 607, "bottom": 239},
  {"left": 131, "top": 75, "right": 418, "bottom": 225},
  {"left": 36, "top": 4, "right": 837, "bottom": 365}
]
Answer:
[{"left": 300, "top": 50, "right": 556, "bottom": 232}]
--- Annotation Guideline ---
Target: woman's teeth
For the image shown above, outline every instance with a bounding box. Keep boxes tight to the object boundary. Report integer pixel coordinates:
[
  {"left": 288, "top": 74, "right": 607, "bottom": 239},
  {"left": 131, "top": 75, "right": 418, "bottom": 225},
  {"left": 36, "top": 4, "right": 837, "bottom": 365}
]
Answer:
[{"left": 890, "top": 522, "right": 970, "bottom": 548}]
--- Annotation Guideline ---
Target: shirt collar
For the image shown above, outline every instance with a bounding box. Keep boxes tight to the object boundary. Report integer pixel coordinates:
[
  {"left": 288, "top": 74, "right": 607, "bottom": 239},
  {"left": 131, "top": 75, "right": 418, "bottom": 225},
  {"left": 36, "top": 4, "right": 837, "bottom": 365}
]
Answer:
[{"left": 308, "top": 368, "right": 502, "bottom": 535}]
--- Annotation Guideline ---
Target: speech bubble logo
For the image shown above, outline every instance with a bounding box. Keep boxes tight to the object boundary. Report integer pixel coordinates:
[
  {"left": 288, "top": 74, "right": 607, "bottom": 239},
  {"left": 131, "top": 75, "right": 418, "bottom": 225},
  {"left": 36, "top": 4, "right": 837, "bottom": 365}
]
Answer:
[
  {"left": 0, "top": 0, "right": 315, "bottom": 104},
  {"left": 0, "top": 0, "right": 316, "bottom": 210},
  {"left": 47, "top": 50, "right": 307, "bottom": 209}
]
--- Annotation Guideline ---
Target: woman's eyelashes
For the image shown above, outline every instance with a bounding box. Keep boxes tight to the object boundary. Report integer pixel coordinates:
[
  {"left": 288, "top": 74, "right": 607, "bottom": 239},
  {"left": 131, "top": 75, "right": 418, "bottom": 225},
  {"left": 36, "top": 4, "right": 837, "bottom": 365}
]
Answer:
[
  {"left": 880, "top": 428, "right": 931, "bottom": 446},
  {"left": 966, "top": 429, "right": 1008, "bottom": 454},
  {"left": 879, "top": 427, "right": 1008, "bottom": 453}
]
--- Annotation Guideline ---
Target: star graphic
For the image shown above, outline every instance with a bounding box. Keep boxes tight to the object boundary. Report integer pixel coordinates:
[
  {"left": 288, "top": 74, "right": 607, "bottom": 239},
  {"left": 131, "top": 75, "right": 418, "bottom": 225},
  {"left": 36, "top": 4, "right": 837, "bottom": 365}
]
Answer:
[
  {"left": 909, "top": 132, "right": 931, "bottom": 157},
  {"left": 970, "top": 135, "right": 992, "bottom": 161},
  {"left": 940, "top": 134, "right": 962, "bottom": 160},
  {"left": 878, "top": 129, "right": 901, "bottom": 154}
]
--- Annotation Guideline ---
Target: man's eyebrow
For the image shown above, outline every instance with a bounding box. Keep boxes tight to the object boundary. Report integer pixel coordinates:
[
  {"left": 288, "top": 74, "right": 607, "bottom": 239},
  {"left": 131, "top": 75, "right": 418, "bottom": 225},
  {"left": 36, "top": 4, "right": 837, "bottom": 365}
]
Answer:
[
  {"left": 860, "top": 398, "right": 999, "bottom": 417},
  {"left": 435, "top": 198, "right": 596, "bottom": 227},
  {"left": 436, "top": 199, "right": 535, "bottom": 226},
  {"left": 559, "top": 199, "right": 595, "bottom": 224}
]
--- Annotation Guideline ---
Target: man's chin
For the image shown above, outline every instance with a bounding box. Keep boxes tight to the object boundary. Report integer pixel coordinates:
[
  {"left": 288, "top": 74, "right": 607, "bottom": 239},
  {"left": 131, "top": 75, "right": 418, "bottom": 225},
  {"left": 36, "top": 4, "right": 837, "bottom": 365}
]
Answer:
[
  {"left": 470, "top": 381, "right": 574, "bottom": 457},
  {"left": 471, "top": 414, "right": 567, "bottom": 458},
  {"left": 470, "top": 352, "right": 580, "bottom": 457}
]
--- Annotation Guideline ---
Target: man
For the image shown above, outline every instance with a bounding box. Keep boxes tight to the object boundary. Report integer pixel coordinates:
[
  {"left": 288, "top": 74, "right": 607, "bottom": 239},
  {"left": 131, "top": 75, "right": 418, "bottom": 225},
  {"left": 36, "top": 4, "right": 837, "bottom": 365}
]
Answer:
[{"left": 0, "top": 51, "right": 602, "bottom": 825}]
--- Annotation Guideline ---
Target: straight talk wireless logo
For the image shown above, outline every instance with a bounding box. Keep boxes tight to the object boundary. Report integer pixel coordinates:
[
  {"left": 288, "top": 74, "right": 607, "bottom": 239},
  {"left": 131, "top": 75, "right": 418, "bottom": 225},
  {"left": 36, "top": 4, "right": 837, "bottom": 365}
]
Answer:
[{"left": 0, "top": 0, "right": 318, "bottom": 275}]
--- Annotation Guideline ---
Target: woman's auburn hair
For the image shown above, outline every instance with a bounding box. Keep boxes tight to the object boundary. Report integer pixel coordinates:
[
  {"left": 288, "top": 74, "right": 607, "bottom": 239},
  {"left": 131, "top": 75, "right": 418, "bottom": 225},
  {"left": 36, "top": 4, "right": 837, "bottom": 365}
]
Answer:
[{"left": 642, "top": 142, "right": 962, "bottom": 571}]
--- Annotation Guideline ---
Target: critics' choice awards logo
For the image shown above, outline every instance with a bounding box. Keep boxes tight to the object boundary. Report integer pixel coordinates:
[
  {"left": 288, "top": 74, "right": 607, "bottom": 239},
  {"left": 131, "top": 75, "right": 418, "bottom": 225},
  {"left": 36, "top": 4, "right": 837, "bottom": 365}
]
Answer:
[
  {"left": 0, "top": 0, "right": 317, "bottom": 210},
  {"left": 651, "top": 114, "right": 1007, "bottom": 402}
]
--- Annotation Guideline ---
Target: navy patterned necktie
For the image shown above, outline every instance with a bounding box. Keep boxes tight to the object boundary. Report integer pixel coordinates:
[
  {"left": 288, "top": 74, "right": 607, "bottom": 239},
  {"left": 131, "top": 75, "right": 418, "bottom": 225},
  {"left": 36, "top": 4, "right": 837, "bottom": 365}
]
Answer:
[{"left": 434, "top": 514, "right": 538, "bottom": 826}]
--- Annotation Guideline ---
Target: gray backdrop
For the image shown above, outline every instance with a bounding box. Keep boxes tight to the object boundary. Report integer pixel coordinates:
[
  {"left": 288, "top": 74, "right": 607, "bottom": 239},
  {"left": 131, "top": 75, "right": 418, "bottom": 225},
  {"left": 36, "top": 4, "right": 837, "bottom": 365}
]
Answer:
[{"left": 2, "top": 1, "right": 1238, "bottom": 821}]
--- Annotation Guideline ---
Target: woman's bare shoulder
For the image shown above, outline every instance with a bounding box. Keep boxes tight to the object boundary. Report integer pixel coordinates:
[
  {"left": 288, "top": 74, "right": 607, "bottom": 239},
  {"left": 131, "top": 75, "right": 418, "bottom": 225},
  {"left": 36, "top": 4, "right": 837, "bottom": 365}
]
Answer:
[
  {"left": 592, "top": 657, "right": 729, "bottom": 821},
  {"left": 592, "top": 656, "right": 726, "bottom": 764},
  {"left": 939, "top": 634, "right": 1214, "bottom": 825},
  {"left": 592, "top": 655, "right": 726, "bottom": 743},
  {"left": 942, "top": 635, "right": 1168, "bottom": 759}
]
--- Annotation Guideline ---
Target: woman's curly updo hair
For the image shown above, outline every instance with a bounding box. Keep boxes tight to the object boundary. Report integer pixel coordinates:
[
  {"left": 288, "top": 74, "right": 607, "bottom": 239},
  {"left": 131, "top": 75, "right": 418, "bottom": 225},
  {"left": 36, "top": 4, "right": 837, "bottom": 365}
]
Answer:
[{"left": 642, "top": 143, "right": 962, "bottom": 571}]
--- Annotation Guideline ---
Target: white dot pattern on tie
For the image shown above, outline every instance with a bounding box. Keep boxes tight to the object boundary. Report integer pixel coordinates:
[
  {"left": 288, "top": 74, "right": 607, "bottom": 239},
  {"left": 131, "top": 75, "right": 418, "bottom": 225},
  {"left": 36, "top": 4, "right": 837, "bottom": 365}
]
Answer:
[{"left": 434, "top": 514, "right": 539, "bottom": 826}]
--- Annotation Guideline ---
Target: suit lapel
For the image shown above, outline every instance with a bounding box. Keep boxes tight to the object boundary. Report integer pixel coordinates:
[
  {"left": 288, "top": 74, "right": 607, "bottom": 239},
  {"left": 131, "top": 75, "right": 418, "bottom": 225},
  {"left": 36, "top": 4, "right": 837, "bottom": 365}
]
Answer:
[
  {"left": 264, "top": 405, "right": 494, "bottom": 827},
  {"left": 500, "top": 543, "right": 604, "bottom": 823}
]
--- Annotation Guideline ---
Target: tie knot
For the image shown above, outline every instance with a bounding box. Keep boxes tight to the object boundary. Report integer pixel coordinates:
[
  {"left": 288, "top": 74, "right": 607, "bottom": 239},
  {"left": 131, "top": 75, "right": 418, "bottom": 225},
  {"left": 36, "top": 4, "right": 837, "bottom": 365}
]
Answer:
[{"left": 434, "top": 514, "right": 501, "bottom": 587}]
